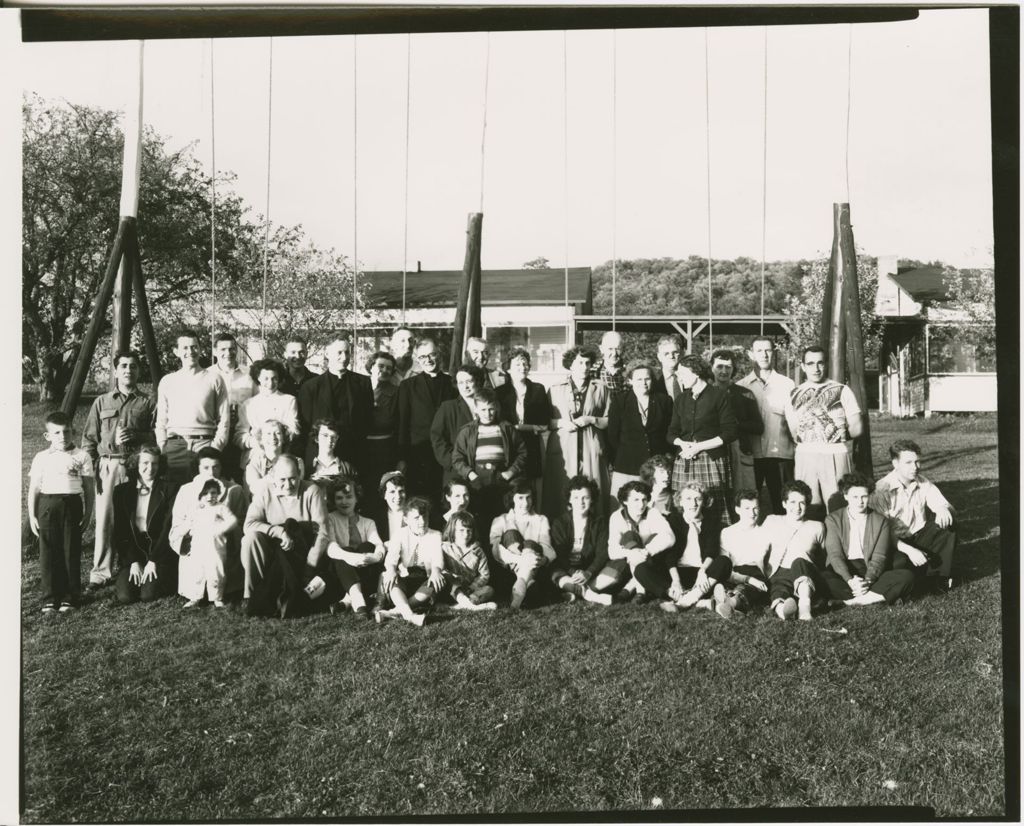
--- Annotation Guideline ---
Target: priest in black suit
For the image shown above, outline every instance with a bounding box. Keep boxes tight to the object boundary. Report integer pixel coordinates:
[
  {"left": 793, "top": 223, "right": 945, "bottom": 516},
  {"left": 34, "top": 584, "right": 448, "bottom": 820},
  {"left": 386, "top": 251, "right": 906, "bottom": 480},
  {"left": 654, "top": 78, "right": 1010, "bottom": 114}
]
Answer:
[
  {"left": 398, "top": 338, "right": 457, "bottom": 501},
  {"left": 296, "top": 337, "right": 374, "bottom": 476}
]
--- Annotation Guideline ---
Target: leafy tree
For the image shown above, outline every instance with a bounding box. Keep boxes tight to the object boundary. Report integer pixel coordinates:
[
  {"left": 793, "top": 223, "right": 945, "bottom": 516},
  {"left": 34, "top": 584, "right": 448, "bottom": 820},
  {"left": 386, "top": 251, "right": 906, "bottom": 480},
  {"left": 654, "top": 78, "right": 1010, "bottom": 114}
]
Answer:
[
  {"left": 522, "top": 256, "right": 551, "bottom": 270},
  {"left": 941, "top": 265, "right": 996, "bottom": 350}
]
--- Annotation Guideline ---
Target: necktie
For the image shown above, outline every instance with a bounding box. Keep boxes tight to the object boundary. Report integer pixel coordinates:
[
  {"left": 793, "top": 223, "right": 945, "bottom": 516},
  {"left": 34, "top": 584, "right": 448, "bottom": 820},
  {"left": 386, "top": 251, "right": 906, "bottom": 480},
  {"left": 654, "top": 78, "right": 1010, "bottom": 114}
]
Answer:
[
  {"left": 670, "top": 376, "right": 680, "bottom": 400},
  {"left": 138, "top": 485, "right": 150, "bottom": 496}
]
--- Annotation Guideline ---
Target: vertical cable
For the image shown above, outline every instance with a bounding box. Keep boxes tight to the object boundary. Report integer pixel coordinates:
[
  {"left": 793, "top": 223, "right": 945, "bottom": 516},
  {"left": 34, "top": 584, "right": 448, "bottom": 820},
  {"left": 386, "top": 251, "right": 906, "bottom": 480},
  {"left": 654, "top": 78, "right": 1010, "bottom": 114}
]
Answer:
[
  {"left": 611, "top": 29, "right": 617, "bottom": 331},
  {"left": 563, "top": 31, "right": 570, "bottom": 330},
  {"left": 402, "top": 33, "right": 411, "bottom": 324},
  {"left": 209, "top": 39, "right": 217, "bottom": 352},
  {"left": 261, "top": 38, "right": 273, "bottom": 346},
  {"left": 704, "top": 29, "right": 713, "bottom": 350},
  {"left": 352, "top": 36, "right": 359, "bottom": 351},
  {"left": 760, "top": 27, "right": 768, "bottom": 335},
  {"left": 479, "top": 31, "right": 491, "bottom": 215}
]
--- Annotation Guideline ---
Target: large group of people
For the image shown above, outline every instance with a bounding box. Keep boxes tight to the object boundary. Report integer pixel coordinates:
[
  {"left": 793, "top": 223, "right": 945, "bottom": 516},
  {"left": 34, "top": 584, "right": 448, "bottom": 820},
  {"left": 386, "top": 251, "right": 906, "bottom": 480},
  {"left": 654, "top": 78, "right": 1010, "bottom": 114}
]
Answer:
[{"left": 27, "top": 326, "right": 960, "bottom": 626}]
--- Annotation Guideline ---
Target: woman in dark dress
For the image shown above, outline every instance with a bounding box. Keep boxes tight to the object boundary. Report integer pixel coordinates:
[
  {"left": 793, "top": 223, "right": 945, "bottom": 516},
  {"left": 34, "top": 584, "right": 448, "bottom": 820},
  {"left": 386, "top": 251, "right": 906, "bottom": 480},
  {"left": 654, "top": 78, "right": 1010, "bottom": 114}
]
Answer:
[{"left": 496, "top": 347, "right": 552, "bottom": 503}]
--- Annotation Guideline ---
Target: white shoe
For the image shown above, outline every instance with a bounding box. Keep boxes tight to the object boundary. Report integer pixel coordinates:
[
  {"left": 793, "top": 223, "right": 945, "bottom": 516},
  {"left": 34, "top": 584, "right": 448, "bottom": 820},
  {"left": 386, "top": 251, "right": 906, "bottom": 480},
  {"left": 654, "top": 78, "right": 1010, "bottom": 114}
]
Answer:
[
  {"left": 583, "top": 587, "right": 613, "bottom": 606},
  {"left": 774, "top": 597, "right": 797, "bottom": 620},
  {"left": 213, "top": 600, "right": 226, "bottom": 609},
  {"left": 183, "top": 599, "right": 201, "bottom": 609},
  {"left": 677, "top": 589, "right": 702, "bottom": 609},
  {"left": 472, "top": 601, "right": 498, "bottom": 611},
  {"left": 407, "top": 612, "right": 426, "bottom": 627},
  {"left": 713, "top": 584, "right": 732, "bottom": 619},
  {"left": 798, "top": 597, "right": 813, "bottom": 621}
]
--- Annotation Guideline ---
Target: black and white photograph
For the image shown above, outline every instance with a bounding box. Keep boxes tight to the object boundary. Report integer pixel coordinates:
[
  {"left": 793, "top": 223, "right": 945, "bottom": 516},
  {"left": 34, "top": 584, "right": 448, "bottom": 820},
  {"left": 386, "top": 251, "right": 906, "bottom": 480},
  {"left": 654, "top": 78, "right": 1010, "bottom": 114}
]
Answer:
[{"left": 6, "top": 3, "right": 1016, "bottom": 821}]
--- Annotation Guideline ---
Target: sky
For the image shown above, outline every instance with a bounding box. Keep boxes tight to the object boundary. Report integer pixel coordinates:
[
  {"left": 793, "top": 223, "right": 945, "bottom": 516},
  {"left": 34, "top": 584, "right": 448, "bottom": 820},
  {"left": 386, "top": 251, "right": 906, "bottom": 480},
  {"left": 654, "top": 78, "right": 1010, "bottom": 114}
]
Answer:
[{"left": 16, "top": 9, "right": 994, "bottom": 272}]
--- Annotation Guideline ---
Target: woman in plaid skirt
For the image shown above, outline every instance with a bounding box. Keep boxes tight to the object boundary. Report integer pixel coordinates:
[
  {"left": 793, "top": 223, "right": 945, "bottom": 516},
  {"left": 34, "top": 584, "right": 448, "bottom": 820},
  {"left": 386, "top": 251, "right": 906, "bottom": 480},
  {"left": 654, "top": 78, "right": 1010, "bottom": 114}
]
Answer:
[{"left": 666, "top": 355, "right": 738, "bottom": 527}]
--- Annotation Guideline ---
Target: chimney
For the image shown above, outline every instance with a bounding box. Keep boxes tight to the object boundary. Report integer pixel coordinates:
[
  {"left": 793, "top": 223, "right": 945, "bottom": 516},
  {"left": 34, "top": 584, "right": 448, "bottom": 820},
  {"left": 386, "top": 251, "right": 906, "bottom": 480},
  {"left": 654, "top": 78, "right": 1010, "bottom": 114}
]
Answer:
[{"left": 417, "top": 260, "right": 422, "bottom": 273}]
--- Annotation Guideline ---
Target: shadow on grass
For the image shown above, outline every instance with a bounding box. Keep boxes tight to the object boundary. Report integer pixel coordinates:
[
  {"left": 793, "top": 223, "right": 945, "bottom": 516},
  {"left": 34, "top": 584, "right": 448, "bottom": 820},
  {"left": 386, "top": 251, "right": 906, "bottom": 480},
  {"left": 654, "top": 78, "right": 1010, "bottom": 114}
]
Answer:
[{"left": 940, "top": 478, "right": 1002, "bottom": 583}]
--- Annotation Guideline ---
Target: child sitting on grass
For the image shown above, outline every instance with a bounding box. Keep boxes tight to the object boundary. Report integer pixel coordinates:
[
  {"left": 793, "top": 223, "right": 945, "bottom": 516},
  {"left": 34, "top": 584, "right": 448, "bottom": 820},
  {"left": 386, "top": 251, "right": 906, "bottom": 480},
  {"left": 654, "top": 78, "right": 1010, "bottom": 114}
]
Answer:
[
  {"left": 324, "top": 477, "right": 386, "bottom": 617},
  {"left": 606, "top": 480, "right": 675, "bottom": 603},
  {"left": 377, "top": 497, "right": 445, "bottom": 627},
  {"left": 182, "top": 477, "right": 238, "bottom": 609},
  {"left": 489, "top": 479, "right": 555, "bottom": 609},
  {"left": 27, "top": 411, "right": 95, "bottom": 614},
  {"left": 439, "top": 511, "right": 497, "bottom": 611},
  {"left": 719, "top": 489, "right": 770, "bottom": 613},
  {"left": 308, "top": 418, "right": 358, "bottom": 490},
  {"left": 549, "top": 475, "right": 616, "bottom": 605}
]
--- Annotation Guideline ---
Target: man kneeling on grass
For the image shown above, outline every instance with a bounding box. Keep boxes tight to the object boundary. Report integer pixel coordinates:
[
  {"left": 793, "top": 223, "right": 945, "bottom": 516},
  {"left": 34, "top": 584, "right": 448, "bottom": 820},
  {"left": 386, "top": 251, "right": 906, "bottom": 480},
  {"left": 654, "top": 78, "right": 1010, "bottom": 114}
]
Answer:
[
  {"left": 822, "top": 473, "right": 914, "bottom": 607},
  {"left": 241, "top": 455, "right": 331, "bottom": 618},
  {"left": 377, "top": 497, "right": 445, "bottom": 627},
  {"left": 763, "top": 480, "right": 824, "bottom": 621}
]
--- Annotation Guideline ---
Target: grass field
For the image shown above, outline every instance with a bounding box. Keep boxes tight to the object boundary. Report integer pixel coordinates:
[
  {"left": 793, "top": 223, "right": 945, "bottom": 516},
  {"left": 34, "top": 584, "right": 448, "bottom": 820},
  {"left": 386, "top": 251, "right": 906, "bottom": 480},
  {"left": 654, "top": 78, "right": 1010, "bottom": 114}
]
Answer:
[{"left": 20, "top": 402, "right": 1007, "bottom": 819}]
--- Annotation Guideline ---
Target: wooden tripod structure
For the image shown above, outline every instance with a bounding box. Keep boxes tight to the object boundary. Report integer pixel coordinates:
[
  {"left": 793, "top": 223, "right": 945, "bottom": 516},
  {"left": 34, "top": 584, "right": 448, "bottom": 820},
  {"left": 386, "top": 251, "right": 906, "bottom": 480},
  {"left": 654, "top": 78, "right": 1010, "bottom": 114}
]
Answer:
[
  {"left": 449, "top": 213, "right": 483, "bottom": 376},
  {"left": 820, "top": 201, "right": 872, "bottom": 477},
  {"left": 61, "top": 42, "right": 163, "bottom": 417}
]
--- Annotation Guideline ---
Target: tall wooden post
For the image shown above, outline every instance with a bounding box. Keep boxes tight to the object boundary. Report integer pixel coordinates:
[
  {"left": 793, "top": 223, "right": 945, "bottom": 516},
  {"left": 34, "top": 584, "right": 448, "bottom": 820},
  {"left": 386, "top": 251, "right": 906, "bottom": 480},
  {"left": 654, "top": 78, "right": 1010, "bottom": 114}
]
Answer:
[
  {"left": 62, "top": 41, "right": 159, "bottom": 415},
  {"left": 837, "top": 203, "right": 872, "bottom": 476},
  {"left": 826, "top": 203, "right": 847, "bottom": 383},
  {"left": 449, "top": 212, "right": 483, "bottom": 375}
]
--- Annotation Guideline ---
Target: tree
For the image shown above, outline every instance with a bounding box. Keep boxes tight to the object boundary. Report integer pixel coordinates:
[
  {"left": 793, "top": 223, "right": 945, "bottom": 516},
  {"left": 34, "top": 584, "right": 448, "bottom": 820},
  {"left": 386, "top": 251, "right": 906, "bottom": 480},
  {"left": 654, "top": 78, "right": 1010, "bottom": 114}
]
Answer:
[
  {"left": 783, "top": 251, "right": 882, "bottom": 367},
  {"left": 941, "top": 265, "right": 996, "bottom": 349},
  {"left": 522, "top": 256, "right": 551, "bottom": 269}
]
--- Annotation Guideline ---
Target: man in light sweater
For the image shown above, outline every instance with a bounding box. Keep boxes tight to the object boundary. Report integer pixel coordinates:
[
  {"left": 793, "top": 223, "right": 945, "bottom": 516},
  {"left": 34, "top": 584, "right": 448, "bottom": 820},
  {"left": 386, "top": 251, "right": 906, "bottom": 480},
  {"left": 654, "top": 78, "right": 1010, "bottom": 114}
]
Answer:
[
  {"left": 156, "top": 330, "right": 231, "bottom": 485},
  {"left": 241, "top": 455, "right": 330, "bottom": 618},
  {"left": 209, "top": 332, "right": 256, "bottom": 482}
]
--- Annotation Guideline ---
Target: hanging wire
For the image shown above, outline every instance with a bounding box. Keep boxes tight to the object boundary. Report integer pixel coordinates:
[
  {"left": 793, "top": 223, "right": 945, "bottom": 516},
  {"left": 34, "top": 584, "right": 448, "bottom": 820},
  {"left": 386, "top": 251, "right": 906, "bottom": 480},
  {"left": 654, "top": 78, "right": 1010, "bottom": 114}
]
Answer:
[
  {"left": 352, "top": 35, "right": 359, "bottom": 351},
  {"left": 703, "top": 28, "right": 713, "bottom": 350},
  {"left": 479, "top": 31, "right": 491, "bottom": 215},
  {"left": 402, "top": 33, "right": 412, "bottom": 324},
  {"left": 563, "top": 31, "right": 570, "bottom": 326},
  {"left": 261, "top": 38, "right": 274, "bottom": 346},
  {"left": 759, "top": 26, "right": 768, "bottom": 335},
  {"left": 844, "top": 24, "right": 853, "bottom": 204},
  {"left": 209, "top": 39, "right": 217, "bottom": 352},
  {"left": 611, "top": 29, "right": 618, "bottom": 331}
]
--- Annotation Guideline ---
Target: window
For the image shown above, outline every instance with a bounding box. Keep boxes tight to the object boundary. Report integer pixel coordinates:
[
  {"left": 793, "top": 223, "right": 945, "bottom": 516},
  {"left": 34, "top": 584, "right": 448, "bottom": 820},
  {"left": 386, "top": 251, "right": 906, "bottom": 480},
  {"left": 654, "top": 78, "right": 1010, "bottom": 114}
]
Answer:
[
  {"left": 927, "top": 326, "right": 996, "bottom": 374},
  {"left": 908, "top": 330, "right": 927, "bottom": 377},
  {"left": 486, "top": 326, "right": 568, "bottom": 373}
]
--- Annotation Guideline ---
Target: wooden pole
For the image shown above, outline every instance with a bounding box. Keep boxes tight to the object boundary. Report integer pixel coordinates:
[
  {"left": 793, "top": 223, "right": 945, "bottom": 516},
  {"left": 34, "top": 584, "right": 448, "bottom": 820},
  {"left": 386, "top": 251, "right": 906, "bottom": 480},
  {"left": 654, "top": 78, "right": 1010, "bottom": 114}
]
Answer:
[
  {"left": 826, "top": 202, "right": 847, "bottom": 383},
  {"left": 109, "top": 244, "right": 134, "bottom": 389},
  {"left": 126, "top": 229, "right": 163, "bottom": 388},
  {"left": 61, "top": 218, "right": 130, "bottom": 416},
  {"left": 449, "top": 212, "right": 483, "bottom": 375},
  {"left": 838, "top": 203, "right": 872, "bottom": 476}
]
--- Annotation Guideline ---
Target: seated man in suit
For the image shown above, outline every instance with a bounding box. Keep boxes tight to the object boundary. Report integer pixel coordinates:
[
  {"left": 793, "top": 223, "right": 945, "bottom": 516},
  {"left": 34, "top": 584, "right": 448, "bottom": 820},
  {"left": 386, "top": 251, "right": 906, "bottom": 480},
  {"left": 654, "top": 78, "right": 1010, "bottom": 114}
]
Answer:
[
  {"left": 112, "top": 446, "right": 178, "bottom": 604},
  {"left": 823, "top": 472, "right": 914, "bottom": 606}
]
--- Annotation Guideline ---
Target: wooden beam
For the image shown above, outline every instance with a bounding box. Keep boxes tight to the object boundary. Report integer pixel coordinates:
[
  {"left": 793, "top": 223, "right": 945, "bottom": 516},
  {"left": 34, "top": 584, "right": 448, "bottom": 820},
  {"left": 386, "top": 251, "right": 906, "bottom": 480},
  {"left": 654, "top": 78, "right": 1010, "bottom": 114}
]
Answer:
[
  {"left": 826, "top": 203, "right": 847, "bottom": 383},
  {"left": 109, "top": 253, "right": 134, "bottom": 390},
  {"left": 837, "top": 203, "right": 873, "bottom": 477},
  {"left": 62, "top": 217, "right": 130, "bottom": 416},
  {"left": 126, "top": 228, "right": 163, "bottom": 389},
  {"left": 448, "top": 212, "right": 483, "bottom": 375}
]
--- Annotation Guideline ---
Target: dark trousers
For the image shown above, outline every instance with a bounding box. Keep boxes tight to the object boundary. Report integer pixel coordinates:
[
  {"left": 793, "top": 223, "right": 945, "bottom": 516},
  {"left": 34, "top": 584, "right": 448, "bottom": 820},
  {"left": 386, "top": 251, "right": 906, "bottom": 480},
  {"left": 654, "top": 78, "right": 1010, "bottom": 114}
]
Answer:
[
  {"left": 331, "top": 545, "right": 384, "bottom": 600},
  {"left": 893, "top": 521, "right": 958, "bottom": 579},
  {"left": 821, "top": 559, "right": 914, "bottom": 604},
  {"left": 730, "top": 562, "right": 769, "bottom": 610},
  {"left": 115, "top": 560, "right": 177, "bottom": 604},
  {"left": 754, "top": 458, "right": 794, "bottom": 514},
  {"left": 363, "top": 437, "right": 400, "bottom": 509},
  {"left": 634, "top": 554, "right": 732, "bottom": 599},
  {"left": 164, "top": 435, "right": 213, "bottom": 485},
  {"left": 768, "top": 557, "right": 819, "bottom": 602},
  {"left": 245, "top": 522, "right": 334, "bottom": 618},
  {"left": 406, "top": 442, "right": 443, "bottom": 507},
  {"left": 37, "top": 493, "right": 83, "bottom": 605}
]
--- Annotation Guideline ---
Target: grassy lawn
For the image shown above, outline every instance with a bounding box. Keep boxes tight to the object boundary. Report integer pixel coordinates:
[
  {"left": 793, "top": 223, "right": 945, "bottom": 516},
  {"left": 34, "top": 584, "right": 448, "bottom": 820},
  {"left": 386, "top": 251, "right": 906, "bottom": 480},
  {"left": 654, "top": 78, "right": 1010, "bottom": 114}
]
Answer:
[{"left": 20, "top": 403, "right": 1007, "bottom": 819}]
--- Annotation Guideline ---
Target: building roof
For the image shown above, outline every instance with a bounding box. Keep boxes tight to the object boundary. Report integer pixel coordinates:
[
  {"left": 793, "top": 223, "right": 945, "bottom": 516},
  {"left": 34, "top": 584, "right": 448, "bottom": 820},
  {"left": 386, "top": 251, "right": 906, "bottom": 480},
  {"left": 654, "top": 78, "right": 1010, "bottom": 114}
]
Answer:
[
  {"left": 892, "top": 266, "right": 952, "bottom": 303},
  {"left": 363, "top": 268, "right": 591, "bottom": 308}
]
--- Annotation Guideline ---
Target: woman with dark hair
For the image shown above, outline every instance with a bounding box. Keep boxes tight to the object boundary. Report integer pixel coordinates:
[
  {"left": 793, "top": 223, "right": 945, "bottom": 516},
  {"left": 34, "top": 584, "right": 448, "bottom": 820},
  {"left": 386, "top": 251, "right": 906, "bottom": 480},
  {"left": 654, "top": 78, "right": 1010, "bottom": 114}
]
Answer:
[
  {"left": 607, "top": 360, "right": 673, "bottom": 498},
  {"left": 496, "top": 347, "right": 552, "bottom": 500},
  {"left": 763, "top": 480, "right": 825, "bottom": 621},
  {"left": 373, "top": 471, "right": 407, "bottom": 544},
  {"left": 549, "top": 475, "right": 617, "bottom": 605},
  {"left": 606, "top": 479, "right": 676, "bottom": 601},
  {"left": 489, "top": 478, "right": 556, "bottom": 609},
  {"left": 543, "top": 345, "right": 610, "bottom": 518},
  {"left": 236, "top": 359, "right": 300, "bottom": 471},
  {"left": 324, "top": 476, "right": 386, "bottom": 617},
  {"left": 667, "top": 354, "right": 738, "bottom": 527},
  {"left": 638, "top": 454, "right": 674, "bottom": 515},
  {"left": 364, "top": 350, "right": 401, "bottom": 508},
  {"left": 112, "top": 445, "right": 179, "bottom": 604}
]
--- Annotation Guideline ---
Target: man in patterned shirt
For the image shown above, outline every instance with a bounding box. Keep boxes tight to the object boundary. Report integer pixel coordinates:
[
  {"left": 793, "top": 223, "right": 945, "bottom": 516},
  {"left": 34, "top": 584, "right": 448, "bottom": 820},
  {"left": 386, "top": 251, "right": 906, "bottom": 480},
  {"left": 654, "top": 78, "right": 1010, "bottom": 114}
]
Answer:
[
  {"left": 595, "top": 330, "right": 627, "bottom": 397},
  {"left": 784, "top": 346, "right": 862, "bottom": 519}
]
